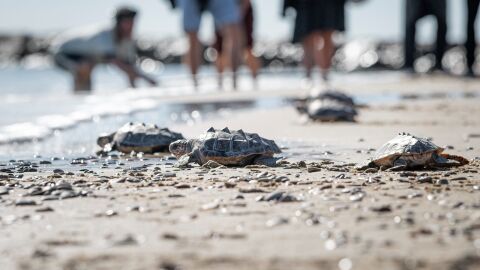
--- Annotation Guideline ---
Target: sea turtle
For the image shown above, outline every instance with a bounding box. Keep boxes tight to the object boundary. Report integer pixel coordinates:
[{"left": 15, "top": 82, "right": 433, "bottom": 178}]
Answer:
[
  {"left": 362, "top": 133, "right": 469, "bottom": 170},
  {"left": 310, "top": 89, "right": 355, "bottom": 107},
  {"left": 97, "top": 122, "right": 184, "bottom": 154},
  {"left": 169, "top": 127, "right": 282, "bottom": 167},
  {"left": 297, "top": 99, "right": 358, "bottom": 122}
]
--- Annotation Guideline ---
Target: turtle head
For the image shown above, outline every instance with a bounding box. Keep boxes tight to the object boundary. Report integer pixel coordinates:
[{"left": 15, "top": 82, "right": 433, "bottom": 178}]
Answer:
[
  {"left": 97, "top": 133, "right": 115, "bottom": 148},
  {"left": 169, "top": 139, "right": 193, "bottom": 158}
]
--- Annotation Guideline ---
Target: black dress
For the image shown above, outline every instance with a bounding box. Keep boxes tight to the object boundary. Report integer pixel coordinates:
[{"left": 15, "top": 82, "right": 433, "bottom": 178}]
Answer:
[{"left": 285, "top": 0, "right": 346, "bottom": 43}]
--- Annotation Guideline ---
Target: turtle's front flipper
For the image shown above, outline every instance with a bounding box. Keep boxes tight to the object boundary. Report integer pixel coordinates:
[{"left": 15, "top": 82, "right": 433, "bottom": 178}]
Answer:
[
  {"left": 175, "top": 154, "right": 193, "bottom": 168},
  {"left": 436, "top": 153, "right": 469, "bottom": 167},
  {"left": 390, "top": 158, "right": 408, "bottom": 171},
  {"left": 253, "top": 156, "right": 280, "bottom": 167}
]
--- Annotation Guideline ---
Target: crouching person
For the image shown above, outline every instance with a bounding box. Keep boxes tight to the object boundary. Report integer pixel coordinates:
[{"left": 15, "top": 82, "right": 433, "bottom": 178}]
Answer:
[{"left": 51, "top": 6, "right": 157, "bottom": 91}]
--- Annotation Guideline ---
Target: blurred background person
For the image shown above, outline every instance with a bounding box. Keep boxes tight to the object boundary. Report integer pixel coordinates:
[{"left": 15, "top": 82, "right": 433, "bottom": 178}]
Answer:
[
  {"left": 283, "top": 0, "right": 346, "bottom": 84},
  {"left": 404, "top": 0, "right": 447, "bottom": 73},
  {"left": 466, "top": 0, "right": 480, "bottom": 77},
  {"left": 177, "top": 0, "right": 242, "bottom": 90},
  {"left": 51, "top": 6, "right": 157, "bottom": 91},
  {"left": 213, "top": 0, "right": 260, "bottom": 89}
]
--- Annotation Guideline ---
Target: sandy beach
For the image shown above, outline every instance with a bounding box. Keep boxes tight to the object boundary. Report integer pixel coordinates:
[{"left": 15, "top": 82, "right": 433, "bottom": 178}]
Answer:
[{"left": 1, "top": 74, "right": 480, "bottom": 270}]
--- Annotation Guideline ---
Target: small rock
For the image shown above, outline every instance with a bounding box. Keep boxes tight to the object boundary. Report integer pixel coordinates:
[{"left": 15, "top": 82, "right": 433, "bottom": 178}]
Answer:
[
  {"left": 239, "top": 187, "right": 267, "bottom": 193},
  {"left": 257, "top": 191, "right": 299, "bottom": 203},
  {"left": 174, "top": 183, "right": 190, "bottom": 189},
  {"left": 15, "top": 199, "right": 38, "bottom": 206},
  {"left": 266, "top": 217, "right": 289, "bottom": 227},
  {"left": 364, "top": 168, "right": 378, "bottom": 173},
  {"left": 370, "top": 205, "right": 392, "bottom": 213},
  {"left": 436, "top": 179, "right": 449, "bottom": 185},
  {"left": 201, "top": 200, "right": 220, "bottom": 211},
  {"left": 53, "top": 169, "right": 64, "bottom": 174},
  {"left": 35, "top": 206, "right": 54, "bottom": 212}
]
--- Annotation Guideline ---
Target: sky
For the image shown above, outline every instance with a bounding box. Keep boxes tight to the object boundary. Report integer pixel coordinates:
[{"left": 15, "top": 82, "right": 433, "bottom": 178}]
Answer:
[{"left": 0, "top": 0, "right": 477, "bottom": 43}]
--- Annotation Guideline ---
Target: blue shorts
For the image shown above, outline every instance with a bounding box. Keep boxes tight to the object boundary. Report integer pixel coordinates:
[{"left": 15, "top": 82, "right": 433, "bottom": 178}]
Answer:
[{"left": 178, "top": 0, "right": 241, "bottom": 32}]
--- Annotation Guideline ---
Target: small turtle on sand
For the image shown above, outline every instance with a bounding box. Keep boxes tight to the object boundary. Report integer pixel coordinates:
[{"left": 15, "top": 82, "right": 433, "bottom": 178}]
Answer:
[
  {"left": 310, "top": 89, "right": 355, "bottom": 107},
  {"left": 97, "top": 122, "right": 184, "bottom": 154},
  {"left": 169, "top": 127, "right": 282, "bottom": 167},
  {"left": 360, "top": 133, "right": 469, "bottom": 170},
  {"left": 296, "top": 99, "right": 358, "bottom": 122}
]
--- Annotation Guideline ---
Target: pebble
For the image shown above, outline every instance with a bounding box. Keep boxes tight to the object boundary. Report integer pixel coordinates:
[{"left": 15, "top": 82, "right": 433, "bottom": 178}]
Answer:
[
  {"left": 111, "top": 235, "right": 138, "bottom": 246},
  {"left": 239, "top": 187, "right": 267, "bottom": 193},
  {"left": 257, "top": 191, "right": 299, "bottom": 203},
  {"left": 174, "top": 183, "right": 190, "bottom": 189},
  {"left": 364, "top": 168, "right": 378, "bottom": 173},
  {"left": 15, "top": 199, "right": 37, "bottom": 206},
  {"left": 436, "top": 179, "right": 449, "bottom": 185},
  {"left": 370, "top": 205, "right": 392, "bottom": 213},
  {"left": 0, "top": 187, "right": 9, "bottom": 196},
  {"left": 307, "top": 166, "right": 322, "bottom": 173},
  {"left": 35, "top": 206, "right": 54, "bottom": 212},
  {"left": 266, "top": 217, "right": 289, "bottom": 227},
  {"left": 53, "top": 169, "right": 64, "bottom": 174},
  {"left": 201, "top": 200, "right": 221, "bottom": 211}
]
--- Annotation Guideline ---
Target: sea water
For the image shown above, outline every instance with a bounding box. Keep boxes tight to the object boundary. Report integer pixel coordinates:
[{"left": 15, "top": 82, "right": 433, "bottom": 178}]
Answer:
[{"left": 0, "top": 63, "right": 408, "bottom": 160}]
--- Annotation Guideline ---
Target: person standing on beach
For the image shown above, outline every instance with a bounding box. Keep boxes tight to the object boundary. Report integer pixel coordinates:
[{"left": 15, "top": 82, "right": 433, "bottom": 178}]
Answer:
[
  {"left": 465, "top": 0, "right": 480, "bottom": 77},
  {"left": 404, "top": 0, "right": 447, "bottom": 72},
  {"left": 213, "top": 0, "right": 260, "bottom": 89},
  {"left": 177, "top": 0, "right": 242, "bottom": 90},
  {"left": 283, "top": 0, "right": 346, "bottom": 83},
  {"left": 52, "top": 6, "right": 157, "bottom": 91}
]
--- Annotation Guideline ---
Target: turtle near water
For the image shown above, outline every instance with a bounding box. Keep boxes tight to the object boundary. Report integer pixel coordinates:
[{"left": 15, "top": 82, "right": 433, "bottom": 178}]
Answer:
[
  {"left": 361, "top": 133, "right": 469, "bottom": 170},
  {"left": 169, "top": 127, "right": 282, "bottom": 167},
  {"left": 97, "top": 122, "right": 184, "bottom": 154},
  {"left": 309, "top": 89, "right": 356, "bottom": 107},
  {"left": 296, "top": 99, "right": 358, "bottom": 122}
]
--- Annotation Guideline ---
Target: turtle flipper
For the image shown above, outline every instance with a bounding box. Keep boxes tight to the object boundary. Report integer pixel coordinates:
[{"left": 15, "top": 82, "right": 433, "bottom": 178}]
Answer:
[
  {"left": 436, "top": 153, "right": 469, "bottom": 167},
  {"left": 254, "top": 156, "right": 280, "bottom": 167},
  {"left": 390, "top": 158, "right": 408, "bottom": 171},
  {"left": 176, "top": 154, "right": 193, "bottom": 168}
]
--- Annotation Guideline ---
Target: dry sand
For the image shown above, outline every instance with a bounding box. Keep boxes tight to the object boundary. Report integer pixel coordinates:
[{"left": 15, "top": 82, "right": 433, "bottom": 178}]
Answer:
[{"left": 0, "top": 74, "right": 480, "bottom": 270}]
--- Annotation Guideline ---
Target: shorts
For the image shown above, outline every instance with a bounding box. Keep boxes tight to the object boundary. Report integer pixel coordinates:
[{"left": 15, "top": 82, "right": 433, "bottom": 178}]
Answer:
[
  {"left": 53, "top": 52, "right": 89, "bottom": 72},
  {"left": 214, "top": 4, "right": 254, "bottom": 53},
  {"left": 178, "top": 0, "right": 241, "bottom": 32}
]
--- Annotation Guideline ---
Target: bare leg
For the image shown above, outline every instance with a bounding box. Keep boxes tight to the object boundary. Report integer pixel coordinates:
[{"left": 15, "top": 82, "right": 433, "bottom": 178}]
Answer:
[
  {"left": 74, "top": 62, "right": 93, "bottom": 91},
  {"left": 186, "top": 31, "right": 202, "bottom": 89},
  {"left": 314, "top": 31, "right": 335, "bottom": 81},
  {"left": 244, "top": 47, "right": 260, "bottom": 86},
  {"left": 215, "top": 51, "right": 225, "bottom": 89},
  {"left": 302, "top": 35, "right": 315, "bottom": 79},
  {"left": 220, "top": 24, "right": 241, "bottom": 90}
]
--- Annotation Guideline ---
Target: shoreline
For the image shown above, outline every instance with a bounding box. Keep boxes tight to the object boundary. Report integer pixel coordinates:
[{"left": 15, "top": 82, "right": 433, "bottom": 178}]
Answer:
[{"left": 0, "top": 74, "right": 480, "bottom": 270}]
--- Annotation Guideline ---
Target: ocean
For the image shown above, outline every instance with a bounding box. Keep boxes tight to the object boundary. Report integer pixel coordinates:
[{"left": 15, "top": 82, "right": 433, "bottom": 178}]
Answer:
[{"left": 0, "top": 61, "right": 410, "bottom": 161}]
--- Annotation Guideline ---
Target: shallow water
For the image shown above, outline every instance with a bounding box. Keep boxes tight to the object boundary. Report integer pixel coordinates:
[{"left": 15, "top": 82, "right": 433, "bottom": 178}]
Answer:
[{"left": 0, "top": 64, "right": 427, "bottom": 161}]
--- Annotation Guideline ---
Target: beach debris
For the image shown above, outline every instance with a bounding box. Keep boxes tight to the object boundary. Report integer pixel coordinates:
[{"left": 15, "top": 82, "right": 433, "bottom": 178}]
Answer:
[
  {"left": 296, "top": 90, "right": 358, "bottom": 122},
  {"left": 359, "top": 133, "right": 469, "bottom": 171},
  {"left": 169, "top": 127, "right": 281, "bottom": 167},
  {"left": 97, "top": 122, "right": 184, "bottom": 155}
]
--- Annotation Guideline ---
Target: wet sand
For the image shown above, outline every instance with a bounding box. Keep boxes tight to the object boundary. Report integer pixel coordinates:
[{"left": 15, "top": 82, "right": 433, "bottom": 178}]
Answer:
[{"left": 1, "top": 74, "right": 480, "bottom": 270}]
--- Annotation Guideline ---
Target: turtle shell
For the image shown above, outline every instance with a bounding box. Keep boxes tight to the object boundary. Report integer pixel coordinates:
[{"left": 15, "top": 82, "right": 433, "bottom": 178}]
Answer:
[
  {"left": 311, "top": 90, "right": 355, "bottom": 106},
  {"left": 192, "top": 127, "right": 281, "bottom": 166},
  {"left": 110, "top": 122, "right": 184, "bottom": 154},
  {"left": 372, "top": 133, "right": 443, "bottom": 167},
  {"left": 307, "top": 99, "right": 357, "bottom": 122}
]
